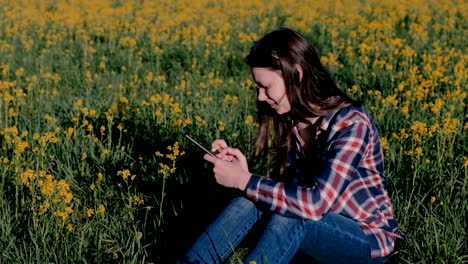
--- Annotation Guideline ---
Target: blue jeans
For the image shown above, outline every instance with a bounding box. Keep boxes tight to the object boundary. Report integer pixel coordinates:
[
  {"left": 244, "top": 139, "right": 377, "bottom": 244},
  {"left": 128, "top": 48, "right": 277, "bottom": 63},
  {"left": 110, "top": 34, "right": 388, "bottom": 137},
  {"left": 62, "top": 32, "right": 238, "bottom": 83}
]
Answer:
[{"left": 178, "top": 197, "right": 391, "bottom": 264}]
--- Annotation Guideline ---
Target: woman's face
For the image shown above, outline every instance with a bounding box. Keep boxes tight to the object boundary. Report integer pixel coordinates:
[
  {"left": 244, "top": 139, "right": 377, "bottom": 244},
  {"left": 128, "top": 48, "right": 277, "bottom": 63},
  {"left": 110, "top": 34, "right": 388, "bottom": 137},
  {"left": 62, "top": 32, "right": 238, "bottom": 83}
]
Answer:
[{"left": 252, "top": 67, "right": 291, "bottom": 114}]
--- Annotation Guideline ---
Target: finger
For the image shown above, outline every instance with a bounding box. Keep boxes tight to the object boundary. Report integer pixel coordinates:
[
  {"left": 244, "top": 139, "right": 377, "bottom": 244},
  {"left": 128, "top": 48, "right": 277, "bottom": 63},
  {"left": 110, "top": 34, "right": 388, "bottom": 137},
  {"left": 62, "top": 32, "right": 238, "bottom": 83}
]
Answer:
[
  {"left": 204, "top": 153, "right": 217, "bottom": 164},
  {"left": 217, "top": 153, "right": 234, "bottom": 162},
  {"left": 211, "top": 139, "right": 228, "bottom": 152},
  {"left": 223, "top": 148, "right": 246, "bottom": 162}
]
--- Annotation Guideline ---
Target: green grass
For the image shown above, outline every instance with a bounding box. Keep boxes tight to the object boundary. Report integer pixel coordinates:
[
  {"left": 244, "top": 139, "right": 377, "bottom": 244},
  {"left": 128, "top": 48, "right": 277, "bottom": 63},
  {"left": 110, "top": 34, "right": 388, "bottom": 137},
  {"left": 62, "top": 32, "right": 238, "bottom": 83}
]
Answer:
[{"left": 0, "top": 0, "right": 467, "bottom": 263}]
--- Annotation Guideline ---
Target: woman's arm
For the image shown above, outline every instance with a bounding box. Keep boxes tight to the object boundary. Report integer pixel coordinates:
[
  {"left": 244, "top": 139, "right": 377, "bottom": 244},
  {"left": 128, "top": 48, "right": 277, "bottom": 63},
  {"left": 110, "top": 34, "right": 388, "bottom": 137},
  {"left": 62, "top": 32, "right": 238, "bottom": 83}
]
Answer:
[{"left": 246, "top": 110, "right": 372, "bottom": 220}]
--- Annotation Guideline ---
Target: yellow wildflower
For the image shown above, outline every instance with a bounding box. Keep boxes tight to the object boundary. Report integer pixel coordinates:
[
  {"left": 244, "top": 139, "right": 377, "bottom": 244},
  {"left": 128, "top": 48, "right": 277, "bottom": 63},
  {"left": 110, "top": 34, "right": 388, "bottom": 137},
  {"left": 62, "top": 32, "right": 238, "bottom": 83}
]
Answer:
[
  {"left": 245, "top": 115, "right": 254, "bottom": 125},
  {"left": 135, "top": 231, "right": 143, "bottom": 241},
  {"left": 87, "top": 208, "right": 95, "bottom": 217},
  {"left": 97, "top": 204, "right": 105, "bottom": 214},
  {"left": 133, "top": 195, "right": 144, "bottom": 205},
  {"left": 218, "top": 120, "right": 225, "bottom": 132},
  {"left": 117, "top": 169, "right": 131, "bottom": 180}
]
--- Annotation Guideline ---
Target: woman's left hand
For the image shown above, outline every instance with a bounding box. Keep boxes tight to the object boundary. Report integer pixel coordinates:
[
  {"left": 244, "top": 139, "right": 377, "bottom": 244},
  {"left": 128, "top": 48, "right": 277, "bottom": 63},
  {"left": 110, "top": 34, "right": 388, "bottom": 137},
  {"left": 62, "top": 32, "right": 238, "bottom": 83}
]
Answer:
[{"left": 204, "top": 147, "right": 251, "bottom": 191}]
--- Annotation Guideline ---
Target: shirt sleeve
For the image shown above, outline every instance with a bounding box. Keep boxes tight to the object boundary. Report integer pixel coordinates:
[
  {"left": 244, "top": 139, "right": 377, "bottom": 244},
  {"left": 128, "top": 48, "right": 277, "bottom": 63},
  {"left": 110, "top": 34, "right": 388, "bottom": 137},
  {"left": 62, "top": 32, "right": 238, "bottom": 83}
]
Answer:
[{"left": 245, "top": 112, "right": 371, "bottom": 220}]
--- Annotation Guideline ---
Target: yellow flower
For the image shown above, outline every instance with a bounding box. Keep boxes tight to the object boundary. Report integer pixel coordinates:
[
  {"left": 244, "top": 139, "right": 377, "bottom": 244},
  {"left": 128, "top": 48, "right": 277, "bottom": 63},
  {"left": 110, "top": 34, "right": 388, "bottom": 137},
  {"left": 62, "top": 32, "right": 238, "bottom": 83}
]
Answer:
[
  {"left": 14, "top": 141, "right": 28, "bottom": 155},
  {"left": 442, "top": 117, "right": 460, "bottom": 135},
  {"left": 380, "top": 137, "right": 388, "bottom": 150},
  {"left": 97, "top": 204, "right": 105, "bottom": 214},
  {"left": 218, "top": 120, "right": 225, "bottom": 132},
  {"left": 87, "top": 208, "right": 95, "bottom": 217},
  {"left": 135, "top": 231, "right": 143, "bottom": 241},
  {"left": 15, "top": 67, "right": 24, "bottom": 77},
  {"left": 414, "top": 147, "right": 423, "bottom": 156},
  {"left": 19, "top": 169, "right": 36, "bottom": 186},
  {"left": 133, "top": 195, "right": 144, "bottom": 205},
  {"left": 117, "top": 169, "right": 131, "bottom": 180},
  {"left": 74, "top": 99, "right": 83, "bottom": 109},
  {"left": 53, "top": 207, "right": 73, "bottom": 220},
  {"left": 145, "top": 72, "right": 154, "bottom": 82},
  {"left": 119, "top": 96, "right": 129, "bottom": 104},
  {"left": 120, "top": 37, "right": 137, "bottom": 48},
  {"left": 67, "top": 224, "right": 74, "bottom": 232},
  {"left": 39, "top": 202, "right": 50, "bottom": 213},
  {"left": 245, "top": 115, "right": 254, "bottom": 125},
  {"left": 66, "top": 127, "right": 74, "bottom": 138},
  {"left": 97, "top": 172, "right": 103, "bottom": 182},
  {"left": 150, "top": 94, "right": 162, "bottom": 104},
  {"left": 183, "top": 118, "right": 192, "bottom": 126},
  {"left": 430, "top": 196, "right": 436, "bottom": 204},
  {"left": 195, "top": 115, "right": 207, "bottom": 127}
]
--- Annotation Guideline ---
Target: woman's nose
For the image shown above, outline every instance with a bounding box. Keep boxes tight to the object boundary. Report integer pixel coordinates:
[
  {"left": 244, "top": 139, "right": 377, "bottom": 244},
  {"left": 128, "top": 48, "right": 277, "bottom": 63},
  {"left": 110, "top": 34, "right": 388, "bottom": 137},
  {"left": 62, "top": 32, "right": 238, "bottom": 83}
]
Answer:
[{"left": 257, "top": 89, "right": 267, "bottom": 101}]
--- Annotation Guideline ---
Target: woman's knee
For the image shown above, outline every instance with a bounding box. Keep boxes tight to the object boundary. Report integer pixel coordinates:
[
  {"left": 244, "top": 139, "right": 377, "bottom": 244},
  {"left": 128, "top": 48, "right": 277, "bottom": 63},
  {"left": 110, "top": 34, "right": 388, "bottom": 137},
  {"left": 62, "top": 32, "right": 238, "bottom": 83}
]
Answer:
[
  {"left": 265, "top": 214, "right": 306, "bottom": 234},
  {"left": 224, "top": 196, "right": 261, "bottom": 219}
]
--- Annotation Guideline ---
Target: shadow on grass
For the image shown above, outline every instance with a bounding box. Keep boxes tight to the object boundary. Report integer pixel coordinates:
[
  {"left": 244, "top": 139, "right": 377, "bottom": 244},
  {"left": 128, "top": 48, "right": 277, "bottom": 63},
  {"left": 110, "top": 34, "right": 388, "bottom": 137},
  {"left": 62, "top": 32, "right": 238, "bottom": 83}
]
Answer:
[{"left": 116, "top": 121, "right": 240, "bottom": 263}]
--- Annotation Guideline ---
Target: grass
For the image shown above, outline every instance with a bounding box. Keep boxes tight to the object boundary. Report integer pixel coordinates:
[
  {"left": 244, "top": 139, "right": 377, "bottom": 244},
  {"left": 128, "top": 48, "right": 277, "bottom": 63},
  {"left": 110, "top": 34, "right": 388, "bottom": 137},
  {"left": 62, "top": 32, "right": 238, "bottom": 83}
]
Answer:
[{"left": 0, "top": 0, "right": 467, "bottom": 263}]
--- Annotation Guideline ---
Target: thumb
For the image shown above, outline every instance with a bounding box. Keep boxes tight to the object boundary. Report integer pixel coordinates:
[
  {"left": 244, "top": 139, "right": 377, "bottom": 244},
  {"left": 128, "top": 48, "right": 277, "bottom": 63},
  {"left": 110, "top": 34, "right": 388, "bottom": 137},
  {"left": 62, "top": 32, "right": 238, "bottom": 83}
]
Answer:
[{"left": 204, "top": 153, "right": 217, "bottom": 164}]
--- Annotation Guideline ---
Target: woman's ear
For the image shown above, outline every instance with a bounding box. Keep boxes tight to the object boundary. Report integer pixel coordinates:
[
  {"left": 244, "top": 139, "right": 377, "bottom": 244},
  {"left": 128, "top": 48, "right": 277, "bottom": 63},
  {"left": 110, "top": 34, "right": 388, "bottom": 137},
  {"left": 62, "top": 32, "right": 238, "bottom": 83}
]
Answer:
[{"left": 295, "top": 64, "right": 303, "bottom": 81}]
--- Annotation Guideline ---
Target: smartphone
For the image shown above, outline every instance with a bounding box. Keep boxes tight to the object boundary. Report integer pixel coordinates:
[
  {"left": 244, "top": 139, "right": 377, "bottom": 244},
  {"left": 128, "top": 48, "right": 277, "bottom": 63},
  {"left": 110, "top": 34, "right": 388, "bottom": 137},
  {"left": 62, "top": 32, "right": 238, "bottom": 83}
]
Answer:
[{"left": 180, "top": 130, "right": 217, "bottom": 157}]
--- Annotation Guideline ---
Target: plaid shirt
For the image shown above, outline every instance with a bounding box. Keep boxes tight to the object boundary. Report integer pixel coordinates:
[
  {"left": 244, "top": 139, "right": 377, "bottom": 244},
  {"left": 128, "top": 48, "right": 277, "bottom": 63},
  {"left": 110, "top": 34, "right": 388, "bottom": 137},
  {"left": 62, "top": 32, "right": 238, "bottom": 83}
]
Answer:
[{"left": 245, "top": 106, "right": 399, "bottom": 258}]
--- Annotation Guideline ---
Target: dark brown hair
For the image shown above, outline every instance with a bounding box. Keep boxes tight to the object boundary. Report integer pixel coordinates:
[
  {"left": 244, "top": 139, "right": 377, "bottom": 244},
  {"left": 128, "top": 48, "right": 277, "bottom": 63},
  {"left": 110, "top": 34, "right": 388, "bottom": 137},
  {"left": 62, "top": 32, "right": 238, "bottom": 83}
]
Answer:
[{"left": 245, "top": 27, "right": 360, "bottom": 178}]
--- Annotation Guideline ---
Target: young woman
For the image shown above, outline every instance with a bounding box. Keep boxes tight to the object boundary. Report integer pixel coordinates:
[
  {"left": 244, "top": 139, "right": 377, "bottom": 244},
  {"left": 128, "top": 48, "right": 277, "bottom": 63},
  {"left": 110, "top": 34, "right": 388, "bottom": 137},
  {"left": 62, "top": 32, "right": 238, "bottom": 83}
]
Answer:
[{"left": 178, "top": 27, "right": 400, "bottom": 264}]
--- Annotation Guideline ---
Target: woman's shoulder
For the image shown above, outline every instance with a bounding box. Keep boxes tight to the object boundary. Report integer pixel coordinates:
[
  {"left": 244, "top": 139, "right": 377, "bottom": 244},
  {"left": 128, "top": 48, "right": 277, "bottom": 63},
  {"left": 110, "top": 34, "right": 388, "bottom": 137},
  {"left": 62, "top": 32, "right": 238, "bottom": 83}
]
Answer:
[
  {"left": 322, "top": 105, "right": 370, "bottom": 127},
  {"left": 336, "top": 105, "right": 370, "bottom": 120},
  {"left": 320, "top": 105, "right": 373, "bottom": 132}
]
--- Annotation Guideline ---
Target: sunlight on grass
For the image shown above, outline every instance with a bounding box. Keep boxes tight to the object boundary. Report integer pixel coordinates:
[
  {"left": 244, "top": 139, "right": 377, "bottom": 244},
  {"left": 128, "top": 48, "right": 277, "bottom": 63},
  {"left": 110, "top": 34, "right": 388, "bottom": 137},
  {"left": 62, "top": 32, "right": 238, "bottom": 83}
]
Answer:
[{"left": 0, "top": 0, "right": 466, "bottom": 263}]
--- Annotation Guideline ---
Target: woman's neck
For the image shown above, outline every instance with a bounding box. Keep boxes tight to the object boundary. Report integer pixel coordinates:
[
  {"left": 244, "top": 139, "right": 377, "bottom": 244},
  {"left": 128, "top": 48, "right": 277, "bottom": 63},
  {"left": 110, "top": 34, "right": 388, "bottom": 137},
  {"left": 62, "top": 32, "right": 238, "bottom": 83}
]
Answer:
[
  {"left": 295, "top": 117, "right": 321, "bottom": 147},
  {"left": 296, "top": 116, "right": 319, "bottom": 130}
]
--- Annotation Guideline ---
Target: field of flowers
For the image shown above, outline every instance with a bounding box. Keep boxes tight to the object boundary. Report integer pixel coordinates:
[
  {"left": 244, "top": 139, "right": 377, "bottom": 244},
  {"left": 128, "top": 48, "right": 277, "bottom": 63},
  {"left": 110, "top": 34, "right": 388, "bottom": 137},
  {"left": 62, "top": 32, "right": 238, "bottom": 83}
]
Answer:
[{"left": 0, "top": 0, "right": 466, "bottom": 263}]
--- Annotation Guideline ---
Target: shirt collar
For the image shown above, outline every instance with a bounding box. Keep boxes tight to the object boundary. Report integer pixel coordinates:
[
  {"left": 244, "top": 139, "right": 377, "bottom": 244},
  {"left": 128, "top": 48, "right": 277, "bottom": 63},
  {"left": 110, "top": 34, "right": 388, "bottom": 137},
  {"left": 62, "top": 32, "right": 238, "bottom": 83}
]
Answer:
[
  {"left": 318, "top": 109, "right": 339, "bottom": 132},
  {"left": 292, "top": 106, "right": 349, "bottom": 138}
]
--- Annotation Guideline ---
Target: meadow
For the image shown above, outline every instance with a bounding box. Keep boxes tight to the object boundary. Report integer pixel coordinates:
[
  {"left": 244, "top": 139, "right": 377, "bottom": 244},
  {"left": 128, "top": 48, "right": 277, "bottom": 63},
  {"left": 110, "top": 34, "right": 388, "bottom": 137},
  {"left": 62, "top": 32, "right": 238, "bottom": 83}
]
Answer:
[{"left": 0, "top": 0, "right": 466, "bottom": 263}]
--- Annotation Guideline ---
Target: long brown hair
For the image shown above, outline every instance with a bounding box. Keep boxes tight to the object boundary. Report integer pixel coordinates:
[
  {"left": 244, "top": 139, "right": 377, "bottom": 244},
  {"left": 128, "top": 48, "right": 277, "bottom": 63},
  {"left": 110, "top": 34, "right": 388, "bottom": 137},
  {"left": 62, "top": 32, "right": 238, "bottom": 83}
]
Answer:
[{"left": 244, "top": 27, "right": 360, "bottom": 178}]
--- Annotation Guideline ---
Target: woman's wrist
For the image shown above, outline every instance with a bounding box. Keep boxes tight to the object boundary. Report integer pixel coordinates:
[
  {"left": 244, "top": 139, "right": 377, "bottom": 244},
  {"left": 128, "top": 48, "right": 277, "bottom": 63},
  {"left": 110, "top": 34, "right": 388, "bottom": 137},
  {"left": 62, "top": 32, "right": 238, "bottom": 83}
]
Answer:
[{"left": 238, "top": 172, "right": 252, "bottom": 191}]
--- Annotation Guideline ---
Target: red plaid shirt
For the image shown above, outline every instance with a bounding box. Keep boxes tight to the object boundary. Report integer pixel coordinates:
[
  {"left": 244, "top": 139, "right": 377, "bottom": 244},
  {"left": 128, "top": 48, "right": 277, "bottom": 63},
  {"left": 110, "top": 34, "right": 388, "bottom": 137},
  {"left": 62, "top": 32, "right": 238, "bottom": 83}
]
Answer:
[{"left": 245, "top": 106, "right": 399, "bottom": 258}]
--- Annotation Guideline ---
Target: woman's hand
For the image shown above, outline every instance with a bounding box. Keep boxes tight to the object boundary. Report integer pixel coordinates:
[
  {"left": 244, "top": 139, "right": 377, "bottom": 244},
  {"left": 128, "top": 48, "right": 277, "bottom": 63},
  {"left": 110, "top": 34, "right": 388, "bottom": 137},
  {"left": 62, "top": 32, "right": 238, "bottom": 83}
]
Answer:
[
  {"left": 211, "top": 139, "right": 234, "bottom": 161},
  {"left": 204, "top": 146, "right": 251, "bottom": 191}
]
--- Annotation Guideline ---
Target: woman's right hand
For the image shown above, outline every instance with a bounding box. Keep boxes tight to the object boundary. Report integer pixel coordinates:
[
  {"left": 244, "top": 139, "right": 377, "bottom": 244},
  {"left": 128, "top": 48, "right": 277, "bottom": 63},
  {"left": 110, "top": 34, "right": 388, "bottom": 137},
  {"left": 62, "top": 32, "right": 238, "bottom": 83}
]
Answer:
[
  {"left": 211, "top": 139, "right": 234, "bottom": 161},
  {"left": 204, "top": 143, "right": 251, "bottom": 190}
]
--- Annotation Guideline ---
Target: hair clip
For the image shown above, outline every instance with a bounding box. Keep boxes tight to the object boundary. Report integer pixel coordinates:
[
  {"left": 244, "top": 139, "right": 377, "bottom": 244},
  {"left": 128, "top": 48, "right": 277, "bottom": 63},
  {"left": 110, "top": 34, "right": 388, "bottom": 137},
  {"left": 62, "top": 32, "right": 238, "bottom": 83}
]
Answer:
[
  {"left": 271, "top": 50, "right": 279, "bottom": 60},
  {"left": 251, "top": 41, "right": 279, "bottom": 60}
]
